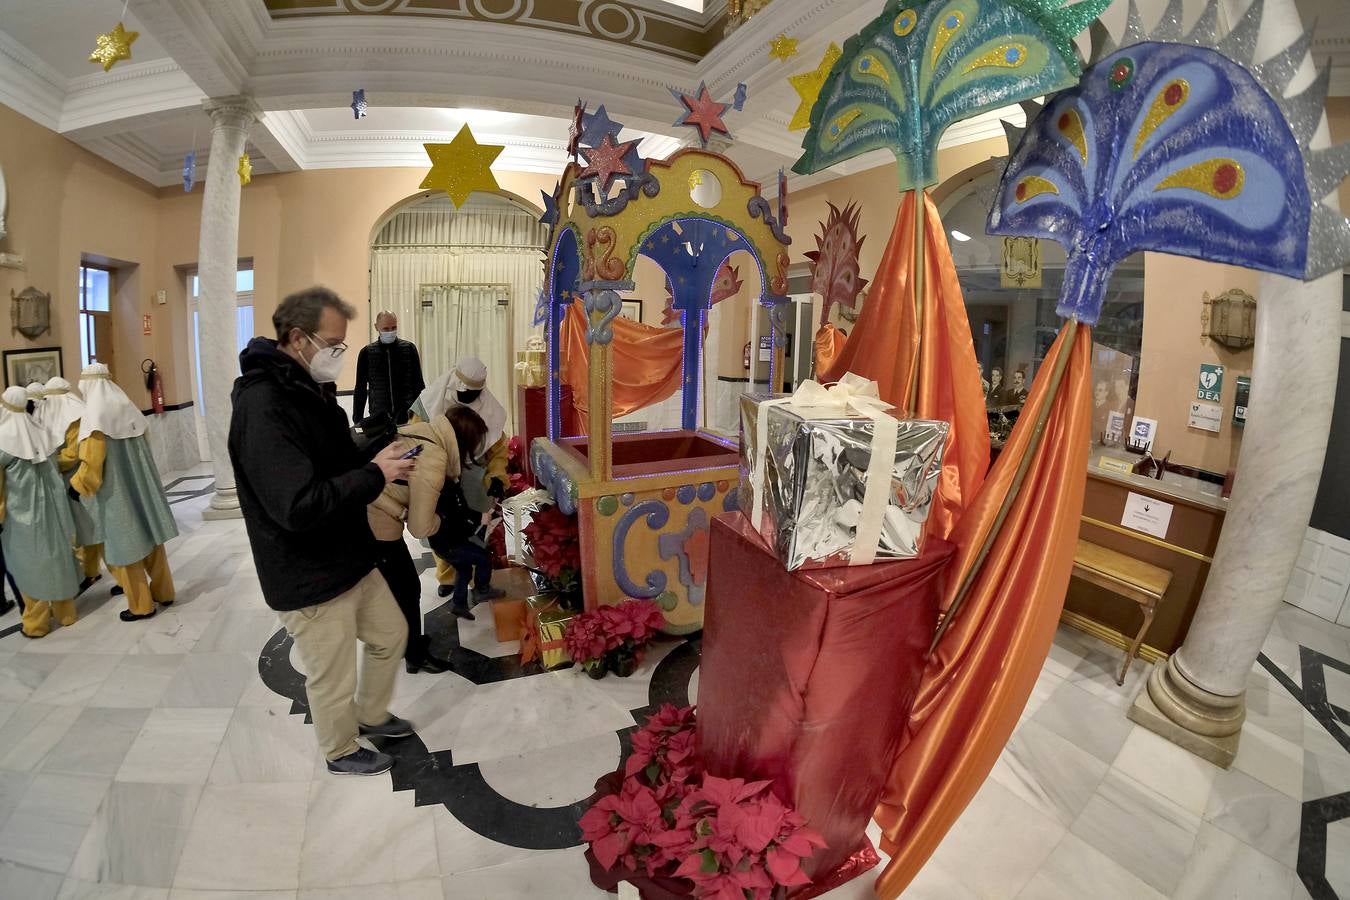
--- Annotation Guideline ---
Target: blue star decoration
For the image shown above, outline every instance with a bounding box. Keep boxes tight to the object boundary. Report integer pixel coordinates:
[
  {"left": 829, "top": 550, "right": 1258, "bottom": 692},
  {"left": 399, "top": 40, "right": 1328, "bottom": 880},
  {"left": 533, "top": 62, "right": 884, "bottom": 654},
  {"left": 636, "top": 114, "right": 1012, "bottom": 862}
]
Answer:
[
  {"left": 182, "top": 152, "right": 195, "bottom": 193},
  {"left": 351, "top": 89, "right": 368, "bottom": 120},
  {"left": 540, "top": 185, "right": 560, "bottom": 227},
  {"left": 733, "top": 83, "right": 748, "bottom": 112},
  {"left": 578, "top": 104, "right": 623, "bottom": 150}
]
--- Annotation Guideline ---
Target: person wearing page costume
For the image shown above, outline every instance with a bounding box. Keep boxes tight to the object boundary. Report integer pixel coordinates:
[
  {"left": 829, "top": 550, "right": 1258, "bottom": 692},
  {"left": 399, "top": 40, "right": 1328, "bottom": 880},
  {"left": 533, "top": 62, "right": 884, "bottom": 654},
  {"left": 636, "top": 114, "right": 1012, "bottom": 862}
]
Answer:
[{"left": 0, "top": 385, "right": 80, "bottom": 637}]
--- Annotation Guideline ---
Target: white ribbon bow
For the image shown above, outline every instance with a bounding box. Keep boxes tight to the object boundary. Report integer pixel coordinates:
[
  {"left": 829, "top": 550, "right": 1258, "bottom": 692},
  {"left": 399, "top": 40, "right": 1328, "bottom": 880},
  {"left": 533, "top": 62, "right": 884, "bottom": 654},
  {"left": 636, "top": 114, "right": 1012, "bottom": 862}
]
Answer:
[{"left": 750, "top": 372, "right": 900, "bottom": 567}]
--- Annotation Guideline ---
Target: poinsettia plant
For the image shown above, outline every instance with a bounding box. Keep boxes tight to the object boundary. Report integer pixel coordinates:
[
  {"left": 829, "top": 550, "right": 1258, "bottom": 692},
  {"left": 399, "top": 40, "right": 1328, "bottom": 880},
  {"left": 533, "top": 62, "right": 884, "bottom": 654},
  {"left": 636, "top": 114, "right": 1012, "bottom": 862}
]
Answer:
[
  {"left": 582, "top": 706, "right": 826, "bottom": 899},
  {"left": 562, "top": 608, "right": 610, "bottom": 673},
  {"left": 522, "top": 504, "right": 582, "bottom": 603},
  {"left": 563, "top": 599, "right": 667, "bottom": 677}
]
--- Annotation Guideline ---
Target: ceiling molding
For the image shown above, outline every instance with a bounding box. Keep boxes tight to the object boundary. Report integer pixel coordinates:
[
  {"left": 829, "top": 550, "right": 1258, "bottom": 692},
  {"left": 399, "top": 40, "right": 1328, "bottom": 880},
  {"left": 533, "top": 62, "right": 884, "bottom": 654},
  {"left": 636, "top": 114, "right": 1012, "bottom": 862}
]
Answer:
[
  {"left": 0, "top": 27, "right": 65, "bottom": 130},
  {"left": 59, "top": 62, "right": 205, "bottom": 137},
  {"left": 126, "top": 0, "right": 250, "bottom": 97}
]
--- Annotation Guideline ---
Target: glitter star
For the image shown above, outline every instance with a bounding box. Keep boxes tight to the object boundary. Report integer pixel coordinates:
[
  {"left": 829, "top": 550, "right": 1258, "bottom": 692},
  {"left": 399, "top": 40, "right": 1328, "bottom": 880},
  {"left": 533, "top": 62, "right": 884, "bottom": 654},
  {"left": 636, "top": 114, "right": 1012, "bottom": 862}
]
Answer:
[
  {"left": 182, "top": 152, "right": 196, "bottom": 193},
  {"left": 567, "top": 99, "right": 587, "bottom": 157},
  {"left": 789, "top": 43, "right": 842, "bottom": 132},
  {"left": 672, "top": 81, "right": 731, "bottom": 147},
  {"left": 420, "top": 124, "right": 504, "bottom": 207},
  {"left": 579, "top": 105, "right": 623, "bottom": 151},
  {"left": 580, "top": 134, "right": 637, "bottom": 192},
  {"left": 351, "top": 89, "right": 368, "bottom": 120},
  {"left": 540, "top": 185, "right": 560, "bottom": 227},
  {"left": 237, "top": 153, "right": 252, "bottom": 186},
  {"left": 768, "top": 34, "right": 798, "bottom": 63},
  {"left": 89, "top": 22, "right": 138, "bottom": 72}
]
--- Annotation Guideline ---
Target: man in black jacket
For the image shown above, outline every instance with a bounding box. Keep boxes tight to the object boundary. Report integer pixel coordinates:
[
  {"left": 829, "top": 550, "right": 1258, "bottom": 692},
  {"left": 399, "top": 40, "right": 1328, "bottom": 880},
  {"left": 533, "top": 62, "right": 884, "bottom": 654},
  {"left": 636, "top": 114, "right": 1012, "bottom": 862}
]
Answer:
[
  {"left": 352, "top": 311, "right": 424, "bottom": 425},
  {"left": 229, "top": 286, "right": 418, "bottom": 777}
]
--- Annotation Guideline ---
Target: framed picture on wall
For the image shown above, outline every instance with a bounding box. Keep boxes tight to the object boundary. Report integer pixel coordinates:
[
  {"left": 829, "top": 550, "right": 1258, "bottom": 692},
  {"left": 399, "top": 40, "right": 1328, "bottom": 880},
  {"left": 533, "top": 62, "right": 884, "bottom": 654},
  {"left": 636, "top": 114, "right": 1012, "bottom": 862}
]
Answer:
[
  {"left": 621, "top": 300, "right": 642, "bottom": 322},
  {"left": 3, "top": 346, "right": 62, "bottom": 388}
]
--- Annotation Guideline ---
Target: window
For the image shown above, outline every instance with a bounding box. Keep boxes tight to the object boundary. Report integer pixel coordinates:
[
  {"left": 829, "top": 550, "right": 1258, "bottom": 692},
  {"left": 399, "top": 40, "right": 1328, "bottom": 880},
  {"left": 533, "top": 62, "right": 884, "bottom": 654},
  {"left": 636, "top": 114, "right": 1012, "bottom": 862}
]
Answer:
[{"left": 78, "top": 263, "right": 113, "bottom": 370}]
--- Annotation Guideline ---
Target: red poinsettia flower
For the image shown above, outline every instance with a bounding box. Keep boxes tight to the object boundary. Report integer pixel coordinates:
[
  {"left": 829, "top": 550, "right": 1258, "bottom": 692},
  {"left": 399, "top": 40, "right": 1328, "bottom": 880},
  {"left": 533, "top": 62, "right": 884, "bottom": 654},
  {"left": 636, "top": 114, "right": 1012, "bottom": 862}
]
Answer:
[
  {"left": 562, "top": 610, "right": 609, "bottom": 664},
  {"left": 523, "top": 506, "right": 581, "bottom": 578}
]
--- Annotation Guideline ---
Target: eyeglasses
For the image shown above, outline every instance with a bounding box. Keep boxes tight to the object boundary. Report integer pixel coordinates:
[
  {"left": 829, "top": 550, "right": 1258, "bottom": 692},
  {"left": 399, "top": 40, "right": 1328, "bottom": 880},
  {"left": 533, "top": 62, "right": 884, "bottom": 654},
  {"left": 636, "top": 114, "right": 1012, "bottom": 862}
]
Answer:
[{"left": 306, "top": 332, "right": 348, "bottom": 357}]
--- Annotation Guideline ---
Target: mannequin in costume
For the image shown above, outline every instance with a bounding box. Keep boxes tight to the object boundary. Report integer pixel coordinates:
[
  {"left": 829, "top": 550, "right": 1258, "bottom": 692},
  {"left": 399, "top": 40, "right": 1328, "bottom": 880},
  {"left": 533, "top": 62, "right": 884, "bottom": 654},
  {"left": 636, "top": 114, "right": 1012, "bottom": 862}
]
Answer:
[
  {"left": 43, "top": 377, "right": 107, "bottom": 591},
  {"left": 25, "top": 382, "right": 44, "bottom": 421},
  {"left": 0, "top": 386, "right": 81, "bottom": 637},
  {"left": 410, "top": 357, "right": 508, "bottom": 600},
  {"left": 71, "top": 364, "right": 178, "bottom": 622}
]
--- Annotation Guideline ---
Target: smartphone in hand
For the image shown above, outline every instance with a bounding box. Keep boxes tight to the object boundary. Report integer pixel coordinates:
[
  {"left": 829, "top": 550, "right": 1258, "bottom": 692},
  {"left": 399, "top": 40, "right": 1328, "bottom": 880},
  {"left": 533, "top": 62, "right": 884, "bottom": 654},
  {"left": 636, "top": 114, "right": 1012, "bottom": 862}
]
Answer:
[{"left": 400, "top": 444, "right": 424, "bottom": 460}]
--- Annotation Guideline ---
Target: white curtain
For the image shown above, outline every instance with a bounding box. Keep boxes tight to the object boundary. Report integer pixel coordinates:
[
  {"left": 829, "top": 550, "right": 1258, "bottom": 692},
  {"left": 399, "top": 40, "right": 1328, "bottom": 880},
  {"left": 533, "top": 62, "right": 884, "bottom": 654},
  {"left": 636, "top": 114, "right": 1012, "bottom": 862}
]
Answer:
[{"left": 370, "top": 194, "right": 548, "bottom": 431}]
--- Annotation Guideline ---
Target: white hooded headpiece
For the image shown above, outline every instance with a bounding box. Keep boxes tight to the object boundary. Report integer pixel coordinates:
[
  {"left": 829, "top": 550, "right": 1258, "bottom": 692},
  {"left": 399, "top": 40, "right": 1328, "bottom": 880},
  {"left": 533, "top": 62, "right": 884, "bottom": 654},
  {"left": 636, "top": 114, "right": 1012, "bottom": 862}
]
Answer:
[
  {"left": 78, "top": 363, "right": 147, "bottom": 441},
  {"left": 0, "top": 385, "right": 61, "bottom": 461},
  {"left": 417, "top": 356, "right": 507, "bottom": 450},
  {"left": 41, "top": 376, "right": 85, "bottom": 443}
]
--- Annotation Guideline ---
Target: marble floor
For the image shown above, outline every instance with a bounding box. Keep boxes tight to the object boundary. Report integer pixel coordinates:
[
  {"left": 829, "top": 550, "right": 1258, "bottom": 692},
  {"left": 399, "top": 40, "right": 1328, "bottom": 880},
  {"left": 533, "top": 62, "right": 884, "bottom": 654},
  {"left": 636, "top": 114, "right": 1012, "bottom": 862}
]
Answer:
[{"left": 1, "top": 470, "right": 1348, "bottom": 900}]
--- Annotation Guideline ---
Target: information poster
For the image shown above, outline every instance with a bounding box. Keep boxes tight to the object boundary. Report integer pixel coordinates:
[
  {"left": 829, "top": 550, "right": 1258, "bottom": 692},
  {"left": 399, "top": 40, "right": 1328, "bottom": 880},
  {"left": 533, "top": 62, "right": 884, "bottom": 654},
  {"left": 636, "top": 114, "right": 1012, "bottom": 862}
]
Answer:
[
  {"left": 1122, "top": 492, "right": 1174, "bottom": 539},
  {"left": 1128, "top": 416, "right": 1158, "bottom": 451},
  {"left": 1188, "top": 401, "right": 1222, "bottom": 433}
]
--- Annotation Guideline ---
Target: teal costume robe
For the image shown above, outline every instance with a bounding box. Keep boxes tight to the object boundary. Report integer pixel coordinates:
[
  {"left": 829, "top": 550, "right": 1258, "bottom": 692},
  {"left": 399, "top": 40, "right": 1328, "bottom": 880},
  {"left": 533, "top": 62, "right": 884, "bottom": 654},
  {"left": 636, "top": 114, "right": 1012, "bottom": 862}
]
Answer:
[
  {"left": 89, "top": 435, "right": 178, "bottom": 568},
  {"left": 0, "top": 451, "right": 80, "bottom": 601}
]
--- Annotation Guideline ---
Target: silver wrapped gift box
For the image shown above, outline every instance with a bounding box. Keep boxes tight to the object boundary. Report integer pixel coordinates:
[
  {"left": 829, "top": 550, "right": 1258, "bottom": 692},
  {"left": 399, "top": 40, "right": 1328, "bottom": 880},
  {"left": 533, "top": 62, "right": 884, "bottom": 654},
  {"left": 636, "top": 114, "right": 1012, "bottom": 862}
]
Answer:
[
  {"left": 502, "top": 488, "right": 552, "bottom": 567},
  {"left": 737, "top": 389, "right": 949, "bottom": 571}
]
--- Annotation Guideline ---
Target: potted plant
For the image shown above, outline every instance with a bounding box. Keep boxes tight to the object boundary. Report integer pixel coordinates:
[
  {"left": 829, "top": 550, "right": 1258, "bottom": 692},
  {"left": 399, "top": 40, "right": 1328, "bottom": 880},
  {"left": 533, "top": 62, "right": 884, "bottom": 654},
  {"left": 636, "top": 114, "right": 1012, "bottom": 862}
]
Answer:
[
  {"left": 563, "top": 610, "right": 611, "bottom": 679},
  {"left": 599, "top": 600, "right": 668, "bottom": 677},
  {"left": 521, "top": 505, "right": 583, "bottom": 610}
]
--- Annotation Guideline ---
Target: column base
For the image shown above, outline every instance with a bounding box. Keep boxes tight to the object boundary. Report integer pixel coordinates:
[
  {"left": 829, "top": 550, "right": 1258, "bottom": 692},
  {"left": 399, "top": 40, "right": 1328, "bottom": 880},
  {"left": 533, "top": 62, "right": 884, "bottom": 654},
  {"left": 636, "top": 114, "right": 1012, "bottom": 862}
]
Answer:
[
  {"left": 1126, "top": 655, "right": 1244, "bottom": 768},
  {"left": 202, "top": 486, "right": 243, "bottom": 521}
]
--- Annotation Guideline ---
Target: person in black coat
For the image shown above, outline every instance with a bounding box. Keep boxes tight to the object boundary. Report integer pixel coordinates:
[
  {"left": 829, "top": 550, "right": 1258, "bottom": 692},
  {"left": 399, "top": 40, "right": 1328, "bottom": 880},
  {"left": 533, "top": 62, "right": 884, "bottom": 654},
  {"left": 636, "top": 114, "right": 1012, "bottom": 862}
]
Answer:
[
  {"left": 352, "top": 311, "right": 425, "bottom": 425},
  {"left": 228, "top": 286, "right": 419, "bottom": 778}
]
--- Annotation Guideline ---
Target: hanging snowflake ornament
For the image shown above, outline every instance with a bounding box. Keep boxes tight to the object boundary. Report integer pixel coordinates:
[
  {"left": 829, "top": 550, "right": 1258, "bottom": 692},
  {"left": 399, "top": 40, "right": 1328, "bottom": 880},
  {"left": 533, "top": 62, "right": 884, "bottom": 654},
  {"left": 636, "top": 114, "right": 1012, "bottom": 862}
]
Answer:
[
  {"left": 671, "top": 81, "right": 732, "bottom": 147},
  {"left": 89, "top": 22, "right": 138, "bottom": 72},
  {"left": 182, "top": 152, "right": 196, "bottom": 193},
  {"left": 351, "top": 89, "right": 368, "bottom": 121},
  {"left": 733, "top": 83, "right": 748, "bottom": 112},
  {"left": 769, "top": 34, "right": 799, "bottom": 63}
]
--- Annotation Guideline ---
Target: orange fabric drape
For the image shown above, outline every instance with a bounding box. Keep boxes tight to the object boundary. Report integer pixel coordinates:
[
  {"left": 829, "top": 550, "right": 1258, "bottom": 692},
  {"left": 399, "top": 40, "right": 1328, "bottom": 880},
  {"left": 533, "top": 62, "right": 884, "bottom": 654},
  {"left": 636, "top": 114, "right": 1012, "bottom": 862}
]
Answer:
[
  {"left": 813, "top": 324, "right": 847, "bottom": 377},
  {"left": 822, "top": 191, "right": 990, "bottom": 540},
  {"left": 872, "top": 324, "right": 1093, "bottom": 898},
  {"left": 559, "top": 300, "right": 687, "bottom": 428}
]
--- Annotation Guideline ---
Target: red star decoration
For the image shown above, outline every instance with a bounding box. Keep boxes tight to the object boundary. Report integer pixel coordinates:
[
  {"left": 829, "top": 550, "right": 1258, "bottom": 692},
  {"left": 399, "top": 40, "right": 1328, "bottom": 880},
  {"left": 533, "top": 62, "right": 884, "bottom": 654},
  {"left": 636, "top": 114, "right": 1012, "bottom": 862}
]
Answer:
[
  {"left": 567, "top": 100, "right": 586, "bottom": 158},
  {"left": 580, "top": 134, "right": 637, "bottom": 191},
  {"left": 677, "top": 84, "right": 731, "bottom": 145}
]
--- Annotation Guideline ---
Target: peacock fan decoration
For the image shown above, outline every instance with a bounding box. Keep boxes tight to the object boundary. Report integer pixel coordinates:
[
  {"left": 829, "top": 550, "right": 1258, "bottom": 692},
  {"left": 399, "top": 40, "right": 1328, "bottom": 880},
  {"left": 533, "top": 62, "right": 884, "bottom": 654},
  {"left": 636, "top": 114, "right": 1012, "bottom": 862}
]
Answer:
[
  {"left": 807, "top": 201, "right": 868, "bottom": 328},
  {"left": 991, "top": 0, "right": 1350, "bottom": 325}
]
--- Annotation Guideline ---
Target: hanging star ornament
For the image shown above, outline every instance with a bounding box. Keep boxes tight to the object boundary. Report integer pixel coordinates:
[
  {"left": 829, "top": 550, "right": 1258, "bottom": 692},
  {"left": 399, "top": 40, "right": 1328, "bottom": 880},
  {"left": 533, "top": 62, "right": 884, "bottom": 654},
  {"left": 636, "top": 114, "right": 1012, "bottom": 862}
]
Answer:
[
  {"left": 768, "top": 34, "right": 799, "bottom": 63},
  {"left": 789, "top": 42, "right": 842, "bottom": 132},
  {"left": 182, "top": 152, "right": 196, "bottom": 193},
  {"left": 89, "top": 22, "right": 138, "bottom": 72},
  {"left": 580, "top": 134, "right": 637, "bottom": 192},
  {"left": 351, "top": 89, "right": 368, "bottom": 120},
  {"left": 420, "top": 124, "right": 504, "bottom": 207},
  {"left": 237, "top": 153, "right": 252, "bottom": 186},
  {"left": 671, "top": 81, "right": 732, "bottom": 147}
]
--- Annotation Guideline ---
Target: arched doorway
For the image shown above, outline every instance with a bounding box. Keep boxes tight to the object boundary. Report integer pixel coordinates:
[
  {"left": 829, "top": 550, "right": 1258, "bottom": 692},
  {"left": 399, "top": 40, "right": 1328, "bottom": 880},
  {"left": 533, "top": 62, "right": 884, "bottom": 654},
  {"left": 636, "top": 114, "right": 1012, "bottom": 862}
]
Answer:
[{"left": 368, "top": 191, "right": 549, "bottom": 429}]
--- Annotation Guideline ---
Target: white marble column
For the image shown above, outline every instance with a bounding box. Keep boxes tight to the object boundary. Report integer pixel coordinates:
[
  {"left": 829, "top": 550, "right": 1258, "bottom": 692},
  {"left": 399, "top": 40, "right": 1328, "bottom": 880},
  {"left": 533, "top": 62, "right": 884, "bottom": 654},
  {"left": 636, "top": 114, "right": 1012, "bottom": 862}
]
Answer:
[
  {"left": 1129, "top": 0, "right": 1341, "bottom": 765},
  {"left": 197, "top": 97, "right": 260, "bottom": 520}
]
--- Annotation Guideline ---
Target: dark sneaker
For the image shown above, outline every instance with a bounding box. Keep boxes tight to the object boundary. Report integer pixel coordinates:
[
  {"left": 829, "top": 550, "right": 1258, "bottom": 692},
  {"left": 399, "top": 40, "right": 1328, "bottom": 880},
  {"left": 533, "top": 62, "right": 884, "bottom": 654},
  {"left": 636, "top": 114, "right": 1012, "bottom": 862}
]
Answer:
[
  {"left": 358, "top": 715, "right": 415, "bottom": 739},
  {"left": 472, "top": 587, "right": 506, "bottom": 605},
  {"left": 110, "top": 585, "right": 124, "bottom": 596},
  {"left": 119, "top": 608, "right": 156, "bottom": 623},
  {"left": 437, "top": 584, "right": 453, "bottom": 598},
  {"left": 451, "top": 604, "right": 475, "bottom": 621},
  {"left": 326, "top": 747, "right": 394, "bottom": 776}
]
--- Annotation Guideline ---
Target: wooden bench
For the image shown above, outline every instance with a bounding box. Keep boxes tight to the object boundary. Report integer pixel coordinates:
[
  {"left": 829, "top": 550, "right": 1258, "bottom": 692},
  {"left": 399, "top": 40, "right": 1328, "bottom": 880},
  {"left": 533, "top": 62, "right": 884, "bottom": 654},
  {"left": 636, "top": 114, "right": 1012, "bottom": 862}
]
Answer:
[{"left": 1071, "top": 539, "right": 1173, "bottom": 685}]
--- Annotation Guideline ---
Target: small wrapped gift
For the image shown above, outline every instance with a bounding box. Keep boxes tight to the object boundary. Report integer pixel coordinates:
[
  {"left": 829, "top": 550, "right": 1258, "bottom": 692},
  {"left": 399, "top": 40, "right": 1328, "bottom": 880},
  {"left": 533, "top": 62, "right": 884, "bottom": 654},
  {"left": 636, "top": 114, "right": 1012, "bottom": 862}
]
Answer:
[
  {"left": 490, "top": 568, "right": 536, "bottom": 642},
  {"left": 520, "top": 594, "right": 573, "bottom": 669},
  {"left": 503, "top": 488, "right": 551, "bottom": 567},
  {"left": 738, "top": 373, "right": 949, "bottom": 571}
]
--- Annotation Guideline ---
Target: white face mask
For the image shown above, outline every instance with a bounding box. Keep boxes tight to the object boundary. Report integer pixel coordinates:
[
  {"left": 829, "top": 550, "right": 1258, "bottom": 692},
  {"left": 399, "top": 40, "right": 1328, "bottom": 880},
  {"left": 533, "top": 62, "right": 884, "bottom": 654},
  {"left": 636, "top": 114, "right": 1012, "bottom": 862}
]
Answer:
[
  {"left": 305, "top": 333, "right": 346, "bottom": 383},
  {"left": 379, "top": 331, "right": 397, "bottom": 345}
]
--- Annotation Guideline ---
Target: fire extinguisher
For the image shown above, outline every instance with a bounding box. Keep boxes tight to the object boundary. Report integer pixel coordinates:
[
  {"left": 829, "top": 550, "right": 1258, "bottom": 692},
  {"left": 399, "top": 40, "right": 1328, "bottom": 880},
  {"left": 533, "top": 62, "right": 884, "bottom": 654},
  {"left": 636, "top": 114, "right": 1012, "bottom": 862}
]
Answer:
[
  {"left": 743, "top": 341, "right": 751, "bottom": 370},
  {"left": 141, "top": 359, "right": 165, "bottom": 415}
]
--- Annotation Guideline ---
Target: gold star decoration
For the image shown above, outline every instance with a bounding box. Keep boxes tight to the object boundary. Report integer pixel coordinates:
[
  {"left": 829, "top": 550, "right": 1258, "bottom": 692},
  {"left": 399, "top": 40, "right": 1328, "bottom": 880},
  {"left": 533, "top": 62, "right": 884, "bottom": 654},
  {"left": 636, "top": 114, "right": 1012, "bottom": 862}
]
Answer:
[
  {"left": 789, "top": 42, "right": 843, "bottom": 132},
  {"left": 238, "top": 153, "right": 252, "bottom": 186},
  {"left": 768, "top": 34, "right": 799, "bottom": 63},
  {"left": 420, "top": 124, "right": 504, "bottom": 208},
  {"left": 688, "top": 170, "right": 704, "bottom": 191},
  {"left": 89, "top": 22, "right": 139, "bottom": 72}
]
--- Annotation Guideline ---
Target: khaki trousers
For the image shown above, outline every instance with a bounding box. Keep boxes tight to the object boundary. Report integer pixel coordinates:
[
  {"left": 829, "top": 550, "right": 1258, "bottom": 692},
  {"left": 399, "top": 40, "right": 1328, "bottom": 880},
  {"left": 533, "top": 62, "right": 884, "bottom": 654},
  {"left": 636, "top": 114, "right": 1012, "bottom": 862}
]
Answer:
[
  {"left": 108, "top": 545, "right": 175, "bottom": 616},
  {"left": 76, "top": 544, "right": 104, "bottom": 579},
  {"left": 434, "top": 553, "right": 456, "bottom": 586},
  {"left": 20, "top": 594, "right": 77, "bottom": 637},
  {"left": 276, "top": 569, "right": 408, "bottom": 761}
]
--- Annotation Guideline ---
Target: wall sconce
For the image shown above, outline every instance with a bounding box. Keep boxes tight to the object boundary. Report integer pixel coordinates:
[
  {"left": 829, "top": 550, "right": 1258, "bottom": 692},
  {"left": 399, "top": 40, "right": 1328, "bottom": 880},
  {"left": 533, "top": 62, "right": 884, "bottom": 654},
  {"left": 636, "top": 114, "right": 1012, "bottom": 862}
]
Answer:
[
  {"left": 10, "top": 286, "right": 51, "bottom": 339},
  {"left": 1201, "top": 289, "right": 1256, "bottom": 351}
]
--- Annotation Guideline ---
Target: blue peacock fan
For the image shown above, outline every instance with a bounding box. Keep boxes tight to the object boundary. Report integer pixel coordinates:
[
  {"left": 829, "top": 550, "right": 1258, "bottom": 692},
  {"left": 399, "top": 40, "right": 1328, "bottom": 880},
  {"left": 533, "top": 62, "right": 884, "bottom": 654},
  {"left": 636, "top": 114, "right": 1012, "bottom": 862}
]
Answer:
[{"left": 990, "top": 0, "right": 1350, "bottom": 325}]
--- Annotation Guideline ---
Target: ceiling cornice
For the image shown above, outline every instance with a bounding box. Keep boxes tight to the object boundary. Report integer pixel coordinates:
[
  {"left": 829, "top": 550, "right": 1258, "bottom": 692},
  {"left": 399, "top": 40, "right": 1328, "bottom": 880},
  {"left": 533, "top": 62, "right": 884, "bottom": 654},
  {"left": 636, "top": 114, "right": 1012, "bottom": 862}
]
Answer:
[{"left": 0, "top": 27, "right": 66, "bottom": 130}]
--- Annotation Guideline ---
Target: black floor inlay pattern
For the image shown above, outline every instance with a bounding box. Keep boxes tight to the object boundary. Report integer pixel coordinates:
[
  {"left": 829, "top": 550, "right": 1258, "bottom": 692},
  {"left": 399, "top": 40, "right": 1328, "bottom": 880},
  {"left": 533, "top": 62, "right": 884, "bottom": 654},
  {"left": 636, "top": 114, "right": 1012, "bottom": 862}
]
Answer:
[{"left": 1259, "top": 647, "right": 1350, "bottom": 899}]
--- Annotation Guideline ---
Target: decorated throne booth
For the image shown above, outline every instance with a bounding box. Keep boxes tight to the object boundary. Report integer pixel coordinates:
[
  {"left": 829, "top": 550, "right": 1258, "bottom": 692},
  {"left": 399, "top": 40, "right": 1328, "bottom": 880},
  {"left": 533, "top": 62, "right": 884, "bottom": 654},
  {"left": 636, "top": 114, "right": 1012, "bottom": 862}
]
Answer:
[{"left": 531, "top": 146, "right": 792, "bottom": 634}]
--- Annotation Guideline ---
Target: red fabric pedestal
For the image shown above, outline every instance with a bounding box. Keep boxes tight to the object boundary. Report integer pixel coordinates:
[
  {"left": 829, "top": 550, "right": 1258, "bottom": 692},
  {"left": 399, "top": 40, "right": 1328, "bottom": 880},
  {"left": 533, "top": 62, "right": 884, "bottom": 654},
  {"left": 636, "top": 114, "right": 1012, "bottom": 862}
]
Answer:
[{"left": 698, "top": 513, "right": 952, "bottom": 897}]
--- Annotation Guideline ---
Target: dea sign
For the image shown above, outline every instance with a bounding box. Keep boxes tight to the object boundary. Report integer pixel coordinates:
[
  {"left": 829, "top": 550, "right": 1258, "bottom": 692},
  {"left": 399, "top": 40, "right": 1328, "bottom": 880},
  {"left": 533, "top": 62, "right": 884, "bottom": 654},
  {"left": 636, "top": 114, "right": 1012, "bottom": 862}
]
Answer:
[{"left": 1197, "top": 364, "right": 1224, "bottom": 403}]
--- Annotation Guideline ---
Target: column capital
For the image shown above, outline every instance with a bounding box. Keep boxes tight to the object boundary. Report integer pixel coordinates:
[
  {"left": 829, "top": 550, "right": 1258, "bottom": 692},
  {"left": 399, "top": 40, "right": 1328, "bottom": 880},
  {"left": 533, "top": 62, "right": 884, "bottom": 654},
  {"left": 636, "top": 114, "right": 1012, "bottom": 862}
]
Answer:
[{"left": 202, "top": 96, "right": 262, "bottom": 130}]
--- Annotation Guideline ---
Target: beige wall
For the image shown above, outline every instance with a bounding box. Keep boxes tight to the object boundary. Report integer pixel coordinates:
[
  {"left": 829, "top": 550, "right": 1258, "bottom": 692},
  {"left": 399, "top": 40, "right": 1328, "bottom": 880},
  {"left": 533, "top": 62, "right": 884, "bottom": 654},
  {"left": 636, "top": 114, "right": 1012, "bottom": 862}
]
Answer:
[{"left": 2, "top": 102, "right": 555, "bottom": 408}]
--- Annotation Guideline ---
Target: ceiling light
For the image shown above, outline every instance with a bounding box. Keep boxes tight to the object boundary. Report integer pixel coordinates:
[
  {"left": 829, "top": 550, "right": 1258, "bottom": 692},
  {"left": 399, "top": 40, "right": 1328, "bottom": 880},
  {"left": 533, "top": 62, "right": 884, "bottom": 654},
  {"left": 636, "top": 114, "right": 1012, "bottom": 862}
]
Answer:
[{"left": 950, "top": 230, "right": 972, "bottom": 242}]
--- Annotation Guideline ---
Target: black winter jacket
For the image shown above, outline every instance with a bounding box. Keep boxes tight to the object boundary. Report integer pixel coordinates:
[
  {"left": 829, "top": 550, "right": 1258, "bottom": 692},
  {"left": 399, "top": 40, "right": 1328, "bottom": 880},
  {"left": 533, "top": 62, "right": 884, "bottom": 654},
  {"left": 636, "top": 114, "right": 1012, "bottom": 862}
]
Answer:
[
  {"left": 229, "top": 338, "right": 386, "bottom": 612},
  {"left": 352, "top": 339, "right": 424, "bottom": 424}
]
